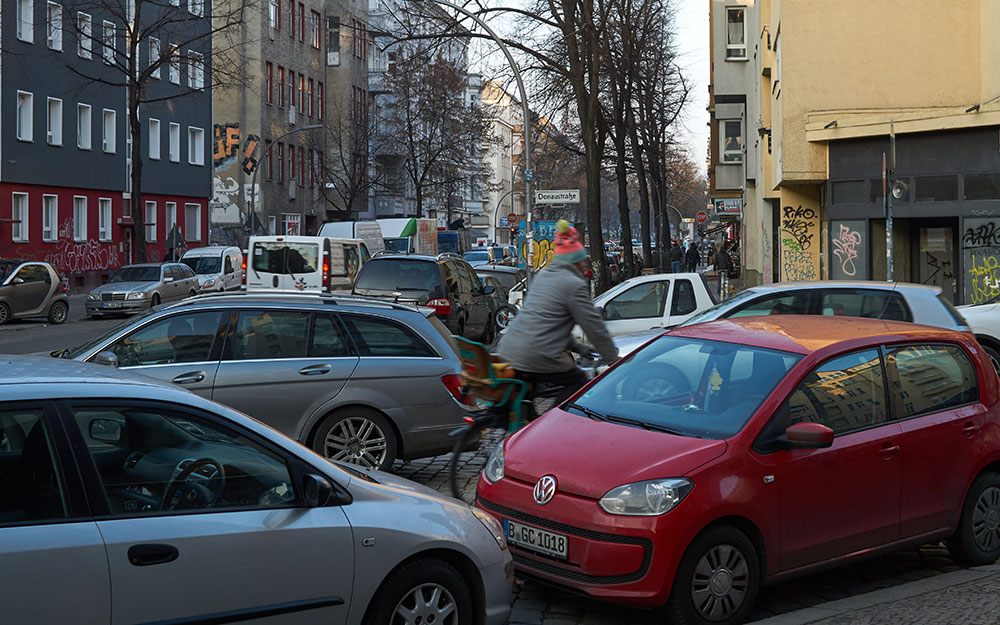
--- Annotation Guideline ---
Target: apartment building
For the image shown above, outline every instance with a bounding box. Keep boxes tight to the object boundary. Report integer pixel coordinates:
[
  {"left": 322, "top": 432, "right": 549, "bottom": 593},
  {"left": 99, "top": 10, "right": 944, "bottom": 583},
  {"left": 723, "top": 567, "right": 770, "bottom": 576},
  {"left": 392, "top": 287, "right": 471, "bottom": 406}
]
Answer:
[
  {"left": 711, "top": 0, "right": 1000, "bottom": 304},
  {"left": 481, "top": 80, "right": 524, "bottom": 245},
  {"left": 3, "top": 0, "right": 211, "bottom": 289}
]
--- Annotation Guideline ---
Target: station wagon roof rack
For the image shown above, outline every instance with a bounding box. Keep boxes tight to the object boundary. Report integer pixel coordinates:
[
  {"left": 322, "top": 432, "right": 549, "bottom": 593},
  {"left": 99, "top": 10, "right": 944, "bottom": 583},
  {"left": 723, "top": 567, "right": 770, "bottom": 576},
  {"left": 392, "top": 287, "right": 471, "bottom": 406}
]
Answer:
[{"left": 171, "top": 290, "right": 426, "bottom": 314}]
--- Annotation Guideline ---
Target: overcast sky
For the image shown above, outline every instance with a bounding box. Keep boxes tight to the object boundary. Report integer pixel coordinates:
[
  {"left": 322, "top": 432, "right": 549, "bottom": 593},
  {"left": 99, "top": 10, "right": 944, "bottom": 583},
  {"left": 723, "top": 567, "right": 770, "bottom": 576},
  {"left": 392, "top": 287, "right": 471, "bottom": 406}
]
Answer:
[{"left": 673, "top": 0, "right": 710, "bottom": 176}]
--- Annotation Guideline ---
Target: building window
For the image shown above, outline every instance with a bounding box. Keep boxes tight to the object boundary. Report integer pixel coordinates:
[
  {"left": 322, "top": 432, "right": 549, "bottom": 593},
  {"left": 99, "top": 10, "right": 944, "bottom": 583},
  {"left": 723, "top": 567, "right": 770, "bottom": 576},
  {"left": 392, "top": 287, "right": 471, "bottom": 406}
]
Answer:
[
  {"left": 309, "top": 149, "right": 315, "bottom": 187},
  {"left": 299, "top": 75, "right": 305, "bottom": 112},
  {"left": 99, "top": 197, "right": 112, "bottom": 241},
  {"left": 149, "top": 118, "right": 160, "bottom": 159},
  {"left": 187, "top": 0, "right": 203, "bottom": 17},
  {"left": 352, "top": 19, "right": 366, "bottom": 59},
  {"left": 831, "top": 180, "right": 867, "bottom": 205},
  {"left": 184, "top": 203, "right": 201, "bottom": 242},
  {"left": 46, "top": 2, "right": 62, "bottom": 50},
  {"left": 318, "top": 82, "right": 323, "bottom": 120},
  {"left": 73, "top": 196, "right": 87, "bottom": 241},
  {"left": 165, "top": 201, "right": 177, "bottom": 231},
  {"left": 307, "top": 79, "right": 314, "bottom": 116},
  {"left": 310, "top": 11, "right": 320, "bottom": 48},
  {"left": 77, "top": 12, "right": 91, "bottom": 58},
  {"left": 278, "top": 66, "right": 285, "bottom": 108},
  {"left": 265, "top": 139, "right": 273, "bottom": 179},
  {"left": 17, "top": 0, "right": 34, "bottom": 43},
  {"left": 188, "top": 51, "right": 204, "bottom": 90},
  {"left": 188, "top": 126, "right": 204, "bottom": 165},
  {"left": 168, "top": 44, "right": 180, "bottom": 84},
  {"left": 150, "top": 37, "right": 161, "bottom": 78},
  {"left": 102, "top": 109, "right": 116, "bottom": 153},
  {"left": 915, "top": 175, "right": 958, "bottom": 202},
  {"left": 268, "top": 0, "right": 280, "bottom": 30},
  {"left": 299, "top": 147, "right": 305, "bottom": 187},
  {"left": 266, "top": 62, "right": 273, "bottom": 104},
  {"left": 288, "top": 70, "right": 296, "bottom": 110},
  {"left": 12, "top": 193, "right": 29, "bottom": 242},
  {"left": 282, "top": 213, "right": 300, "bottom": 235},
  {"left": 102, "top": 20, "right": 114, "bottom": 65},
  {"left": 289, "top": 144, "right": 296, "bottom": 181},
  {"left": 288, "top": 0, "right": 295, "bottom": 37},
  {"left": 721, "top": 119, "right": 742, "bottom": 163},
  {"left": 298, "top": 3, "right": 304, "bottom": 42},
  {"left": 144, "top": 201, "right": 156, "bottom": 242},
  {"left": 46, "top": 97, "right": 62, "bottom": 145},
  {"left": 965, "top": 173, "right": 1000, "bottom": 201},
  {"left": 726, "top": 7, "right": 746, "bottom": 59},
  {"left": 278, "top": 142, "right": 284, "bottom": 183},
  {"left": 16, "top": 92, "right": 33, "bottom": 142},
  {"left": 42, "top": 195, "right": 58, "bottom": 242},
  {"left": 169, "top": 122, "right": 180, "bottom": 162}
]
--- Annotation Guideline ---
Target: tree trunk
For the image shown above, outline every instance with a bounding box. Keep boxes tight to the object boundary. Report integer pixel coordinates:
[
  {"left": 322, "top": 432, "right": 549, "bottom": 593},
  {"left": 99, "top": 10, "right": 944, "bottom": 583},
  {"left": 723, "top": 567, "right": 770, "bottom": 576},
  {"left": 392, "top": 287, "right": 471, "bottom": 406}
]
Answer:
[
  {"left": 627, "top": 109, "right": 652, "bottom": 268},
  {"left": 130, "top": 79, "right": 147, "bottom": 263},
  {"left": 614, "top": 143, "right": 634, "bottom": 278}
]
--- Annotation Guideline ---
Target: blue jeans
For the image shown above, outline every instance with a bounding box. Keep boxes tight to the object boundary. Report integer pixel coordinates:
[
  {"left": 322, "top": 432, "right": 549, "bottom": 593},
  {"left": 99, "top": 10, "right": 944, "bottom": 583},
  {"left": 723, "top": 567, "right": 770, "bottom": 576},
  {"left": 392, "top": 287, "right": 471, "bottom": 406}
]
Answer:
[{"left": 671, "top": 261, "right": 681, "bottom": 273}]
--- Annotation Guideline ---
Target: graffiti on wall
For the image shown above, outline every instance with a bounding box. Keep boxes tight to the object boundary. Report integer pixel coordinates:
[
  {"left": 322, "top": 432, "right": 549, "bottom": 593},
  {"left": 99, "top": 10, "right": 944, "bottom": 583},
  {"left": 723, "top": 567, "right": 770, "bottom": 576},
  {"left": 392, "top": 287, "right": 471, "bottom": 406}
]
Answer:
[
  {"left": 212, "top": 123, "right": 262, "bottom": 227},
  {"left": 831, "top": 221, "right": 866, "bottom": 280},
  {"left": 517, "top": 221, "right": 559, "bottom": 271},
  {"left": 213, "top": 123, "right": 260, "bottom": 175},
  {"left": 761, "top": 219, "right": 773, "bottom": 284},
  {"left": 43, "top": 220, "right": 121, "bottom": 272},
  {"left": 780, "top": 205, "right": 819, "bottom": 281},
  {"left": 210, "top": 177, "right": 243, "bottom": 225},
  {"left": 963, "top": 218, "right": 1000, "bottom": 304}
]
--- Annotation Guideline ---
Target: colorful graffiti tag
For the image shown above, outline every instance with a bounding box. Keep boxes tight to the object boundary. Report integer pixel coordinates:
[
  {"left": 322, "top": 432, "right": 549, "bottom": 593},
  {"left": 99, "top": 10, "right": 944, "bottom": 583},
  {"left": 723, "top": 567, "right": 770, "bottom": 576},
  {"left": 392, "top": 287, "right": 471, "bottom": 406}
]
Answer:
[
  {"left": 213, "top": 123, "right": 260, "bottom": 175},
  {"left": 964, "top": 218, "right": 1000, "bottom": 304},
  {"left": 42, "top": 220, "right": 121, "bottom": 272},
  {"left": 517, "top": 221, "right": 559, "bottom": 271},
  {"left": 780, "top": 205, "right": 820, "bottom": 281}
]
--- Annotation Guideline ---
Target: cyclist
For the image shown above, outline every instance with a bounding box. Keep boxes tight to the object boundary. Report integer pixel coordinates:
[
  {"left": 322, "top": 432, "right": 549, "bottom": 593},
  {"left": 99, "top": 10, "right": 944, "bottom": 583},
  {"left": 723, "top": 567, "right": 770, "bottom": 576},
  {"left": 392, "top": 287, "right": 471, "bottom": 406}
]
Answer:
[{"left": 496, "top": 220, "right": 618, "bottom": 405}]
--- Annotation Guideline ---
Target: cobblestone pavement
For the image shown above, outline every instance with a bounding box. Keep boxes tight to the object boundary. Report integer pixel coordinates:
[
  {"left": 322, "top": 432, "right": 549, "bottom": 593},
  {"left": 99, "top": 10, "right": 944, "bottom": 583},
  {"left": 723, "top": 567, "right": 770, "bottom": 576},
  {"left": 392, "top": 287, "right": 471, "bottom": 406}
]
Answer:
[{"left": 393, "top": 430, "right": 969, "bottom": 624}]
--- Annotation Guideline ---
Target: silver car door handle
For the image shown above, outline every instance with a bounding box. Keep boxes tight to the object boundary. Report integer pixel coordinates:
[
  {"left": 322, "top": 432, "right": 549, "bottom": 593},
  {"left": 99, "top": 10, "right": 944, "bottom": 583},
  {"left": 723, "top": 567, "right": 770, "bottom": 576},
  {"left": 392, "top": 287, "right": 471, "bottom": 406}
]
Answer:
[
  {"left": 299, "top": 364, "right": 332, "bottom": 376},
  {"left": 172, "top": 371, "right": 206, "bottom": 384}
]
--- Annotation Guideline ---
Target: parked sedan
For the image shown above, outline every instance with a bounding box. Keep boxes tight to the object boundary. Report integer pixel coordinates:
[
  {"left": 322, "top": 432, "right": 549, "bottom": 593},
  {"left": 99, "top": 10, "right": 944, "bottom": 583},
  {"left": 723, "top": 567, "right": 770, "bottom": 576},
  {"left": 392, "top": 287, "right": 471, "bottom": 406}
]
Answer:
[
  {"left": 479, "top": 316, "right": 1000, "bottom": 624},
  {"left": 0, "top": 356, "right": 511, "bottom": 625},
  {"left": 86, "top": 263, "right": 199, "bottom": 318},
  {"left": 60, "top": 293, "right": 472, "bottom": 471},
  {"left": 0, "top": 259, "right": 69, "bottom": 325}
]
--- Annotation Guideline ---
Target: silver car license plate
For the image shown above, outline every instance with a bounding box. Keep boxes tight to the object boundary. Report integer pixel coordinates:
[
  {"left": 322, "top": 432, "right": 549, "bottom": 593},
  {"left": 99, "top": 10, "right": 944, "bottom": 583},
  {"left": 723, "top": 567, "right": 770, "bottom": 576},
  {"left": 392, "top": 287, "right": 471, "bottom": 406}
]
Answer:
[
  {"left": 103, "top": 302, "right": 122, "bottom": 309},
  {"left": 505, "top": 520, "right": 568, "bottom": 559}
]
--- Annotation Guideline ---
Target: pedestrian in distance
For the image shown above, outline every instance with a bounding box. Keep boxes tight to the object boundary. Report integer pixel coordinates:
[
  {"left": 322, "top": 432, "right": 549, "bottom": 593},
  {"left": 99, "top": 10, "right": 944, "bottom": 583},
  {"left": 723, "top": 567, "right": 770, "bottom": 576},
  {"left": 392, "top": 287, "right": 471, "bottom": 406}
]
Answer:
[
  {"left": 668, "top": 242, "right": 684, "bottom": 273},
  {"left": 715, "top": 244, "right": 733, "bottom": 300},
  {"left": 685, "top": 242, "right": 700, "bottom": 273}
]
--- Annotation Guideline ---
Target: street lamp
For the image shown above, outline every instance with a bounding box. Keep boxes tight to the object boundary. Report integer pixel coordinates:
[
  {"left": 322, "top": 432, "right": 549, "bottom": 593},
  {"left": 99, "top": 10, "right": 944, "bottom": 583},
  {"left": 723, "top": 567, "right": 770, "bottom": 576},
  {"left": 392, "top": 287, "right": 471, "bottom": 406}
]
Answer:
[
  {"left": 406, "top": 0, "right": 534, "bottom": 284},
  {"left": 493, "top": 185, "right": 516, "bottom": 242},
  {"left": 246, "top": 124, "right": 323, "bottom": 236}
]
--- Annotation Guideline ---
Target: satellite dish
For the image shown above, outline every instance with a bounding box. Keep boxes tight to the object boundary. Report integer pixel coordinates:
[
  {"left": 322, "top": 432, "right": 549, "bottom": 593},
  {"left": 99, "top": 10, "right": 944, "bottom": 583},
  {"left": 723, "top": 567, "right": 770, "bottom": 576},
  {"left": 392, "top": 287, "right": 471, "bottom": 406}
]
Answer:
[{"left": 891, "top": 180, "right": 909, "bottom": 200}]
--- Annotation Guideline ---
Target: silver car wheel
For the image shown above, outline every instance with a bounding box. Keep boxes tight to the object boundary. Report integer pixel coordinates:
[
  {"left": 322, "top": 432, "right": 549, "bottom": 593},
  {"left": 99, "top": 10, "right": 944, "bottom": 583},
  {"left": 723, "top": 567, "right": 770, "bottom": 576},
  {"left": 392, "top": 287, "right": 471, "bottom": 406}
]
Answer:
[
  {"left": 324, "top": 416, "right": 388, "bottom": 469},
  {"left": 495, "top": 306, "right": 515, "bottom": 328},
  {"left": 690, "top": 544, "right": 750, "bottom": 622},
  {"left": 392, "top": 583, "right": 458, "bottom": 625},
  {"left": 0, "top": 303, "right": 10, "bottom": 325},
  {"left": 973, "top": 486, "right": 1000, "bottom": 552}
]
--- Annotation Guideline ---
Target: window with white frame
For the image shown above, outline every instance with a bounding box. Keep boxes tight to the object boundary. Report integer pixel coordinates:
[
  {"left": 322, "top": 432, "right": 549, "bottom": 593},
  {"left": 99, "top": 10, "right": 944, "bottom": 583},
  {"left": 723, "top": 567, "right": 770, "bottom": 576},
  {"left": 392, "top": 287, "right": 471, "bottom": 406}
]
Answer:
[
  {"left": 166, "top": 201, "right": 177, "bottom": 231},
  {"left": 11, "top": 194, "right": 29, "bottom": 242},
  {"left": 168, "top": 45, "right": 180, "bottom": 84},
  {"left": 169, "top": 0, "right": 179, "bottom": 6},
  {"left": 47, "top": 97, "right": 62, "bottom": 145},
  {"left": 188, "top": 51, "right": 204, "bottom": 90},
  {"left": 149, "top": 37, "right": 161, "bottom": 78},
  {"left": 188, "top": 127, "right": 204, "bottom": 165},
  {"left": 269, "top": 0, "right": 278, "bottom": 29},
  {"left": 16, "top": 92, "right": 33, "bottom": 142},
  {"left": 77, "top": 12, "right": 91, "bottom": 58},
  {"left": 77, "top": 103, "right": 92, "bottom": 149},
  {"left": 102, "top": 109, "right": 116, "bottom": 152},
  {"left": 102, "top": 20, "right": 114, "bottom": 65},
  {"left": 184, "top": 203, "right": 201, "bottom": 242},
  {"left": 267, "top": 216, "right": 276, "bottom": 235},
  {"left": 17, "top": 0, "right": 34, "bottom": 43},
  {"left": 726, "top": 7, "right": 746, "bottom": 59},
  {"left": 169, "top": 122, "right": 180, "bottom": 162},
  {"left": 721, "top": 120, "right": 743, "bottom": 163},
  {"left": 144, "top": 200, "right": 156, "bottom": 242},
  {"left": 187, "top": 0, "right": 202, "bottom": 17},
  {"left": 149, "top": 118, "right": 160, "bottom": 159},
  {"left": 46, "top": 2, "right": 61, "bottom": 50},
  {"left": 73, "top": 196, "right": 87, "bottom": 241},
  {"left": 99, "top": 197, "right": 111, "bottom": 241},
  {"left": 42, "top": 194, "right": 58, "bottom": 241},
  {"left": 310, "top": 11, "right": 320, "bottom": 48}
]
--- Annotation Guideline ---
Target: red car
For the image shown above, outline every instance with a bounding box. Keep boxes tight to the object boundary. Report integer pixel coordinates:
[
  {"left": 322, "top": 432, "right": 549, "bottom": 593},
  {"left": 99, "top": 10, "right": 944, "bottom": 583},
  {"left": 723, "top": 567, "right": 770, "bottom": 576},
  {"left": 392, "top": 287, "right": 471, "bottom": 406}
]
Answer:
[{"left": 476, "top": 316, "right": 1000, "bottom": 625}]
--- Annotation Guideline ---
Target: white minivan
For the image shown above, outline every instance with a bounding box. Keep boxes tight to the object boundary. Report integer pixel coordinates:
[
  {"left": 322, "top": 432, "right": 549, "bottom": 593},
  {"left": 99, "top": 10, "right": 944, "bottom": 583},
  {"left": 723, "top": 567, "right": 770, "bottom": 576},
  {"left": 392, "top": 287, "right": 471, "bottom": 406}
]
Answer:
[
  {"left": 317, "top": 221, "right": 385, "bottom": 255},
  {"left": 179, "top": 246, "right": 244, "bottom": 292},
  {"left": 246, "top": 235, "right": 370, "bottom": 293}
]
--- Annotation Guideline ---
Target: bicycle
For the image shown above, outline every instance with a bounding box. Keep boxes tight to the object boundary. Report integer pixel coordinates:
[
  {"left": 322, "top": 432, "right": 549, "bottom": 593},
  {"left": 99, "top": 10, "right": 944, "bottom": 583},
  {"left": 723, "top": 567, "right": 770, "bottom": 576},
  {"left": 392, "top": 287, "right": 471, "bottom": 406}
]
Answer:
[{"left": 447, "top": 337, "right": 599, "bottom": 499}]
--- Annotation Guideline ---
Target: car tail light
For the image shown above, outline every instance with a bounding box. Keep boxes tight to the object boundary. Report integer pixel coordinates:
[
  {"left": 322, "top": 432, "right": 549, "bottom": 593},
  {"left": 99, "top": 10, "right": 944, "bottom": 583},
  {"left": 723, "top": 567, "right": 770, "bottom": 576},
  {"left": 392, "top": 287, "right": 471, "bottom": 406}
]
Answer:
[
  {"left": 427, "top": 298, "right": 452, "bottom": 316},
  {"left": 441, "top": 374, "right": 471, "bottom": 404},
  {"left": 322, "top": 259, "right": 329, "bottom": 286},
  {"left": 242, "top": 254, "right": 247, "bottom": 285}
]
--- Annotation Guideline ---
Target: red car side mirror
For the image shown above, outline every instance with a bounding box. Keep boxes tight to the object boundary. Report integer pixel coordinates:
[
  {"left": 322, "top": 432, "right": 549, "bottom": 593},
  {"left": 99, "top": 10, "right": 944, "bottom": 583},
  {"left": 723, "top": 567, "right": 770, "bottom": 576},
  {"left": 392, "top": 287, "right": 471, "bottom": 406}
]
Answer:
[{"left": 784, "top": 422, "right": 834, "bottom": 449}]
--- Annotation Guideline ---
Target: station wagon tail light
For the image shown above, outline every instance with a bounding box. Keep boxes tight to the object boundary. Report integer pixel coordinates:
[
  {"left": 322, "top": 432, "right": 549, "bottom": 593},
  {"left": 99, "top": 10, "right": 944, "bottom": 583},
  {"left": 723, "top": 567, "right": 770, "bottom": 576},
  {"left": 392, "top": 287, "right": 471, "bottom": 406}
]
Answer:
[
  {"left": 242, "top": 254, "right": 247, "bottom": 285},
  {"left": 427, "top": 298, "right": 452, "bottom": 316},
  {"left": 441, "top": 374, "right": 471, "bottom": 404}
]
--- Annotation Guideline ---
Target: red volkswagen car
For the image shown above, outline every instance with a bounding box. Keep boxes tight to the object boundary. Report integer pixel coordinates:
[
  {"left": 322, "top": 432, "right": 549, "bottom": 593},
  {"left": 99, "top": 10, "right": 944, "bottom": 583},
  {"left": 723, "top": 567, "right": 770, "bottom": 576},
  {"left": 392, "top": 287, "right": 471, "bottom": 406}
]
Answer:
[{"left": 476, "top": 316, "right": 1000, "bottom": 625}]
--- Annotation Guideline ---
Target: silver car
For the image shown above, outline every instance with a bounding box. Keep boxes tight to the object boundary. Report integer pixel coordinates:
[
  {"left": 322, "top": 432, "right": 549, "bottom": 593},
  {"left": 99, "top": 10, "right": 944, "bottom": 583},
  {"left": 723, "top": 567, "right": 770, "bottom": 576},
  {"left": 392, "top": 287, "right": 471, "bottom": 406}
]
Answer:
[
  {"left": 0, "top": 356, "right": 511, "bottom": 625},
  {"left": 0, "top": 259, "right": 69, "bottom": 325},
  {"left": 60, "top": 293, "right": 470, "bottom": 470},
  {"left": 86, "top": 263, "right": 200, "bottom": 317}
]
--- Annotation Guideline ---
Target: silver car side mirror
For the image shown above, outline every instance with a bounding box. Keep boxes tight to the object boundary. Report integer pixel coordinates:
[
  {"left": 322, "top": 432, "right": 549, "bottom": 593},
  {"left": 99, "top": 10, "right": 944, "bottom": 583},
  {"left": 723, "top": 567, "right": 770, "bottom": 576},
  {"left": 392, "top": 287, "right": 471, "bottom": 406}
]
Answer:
[
  {"left": 93, "top": 351, "right": 120, "bottom": 368},
  {"left": 11, "top": 277, "right": 24, "bottom": 285}
]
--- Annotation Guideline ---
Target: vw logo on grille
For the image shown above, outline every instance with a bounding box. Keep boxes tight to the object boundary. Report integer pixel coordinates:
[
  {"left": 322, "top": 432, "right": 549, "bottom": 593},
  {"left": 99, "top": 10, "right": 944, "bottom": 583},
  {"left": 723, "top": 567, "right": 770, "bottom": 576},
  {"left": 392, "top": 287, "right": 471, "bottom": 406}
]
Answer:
[{"left": 533, "top": 475, "right": 557, "bottom": 505}]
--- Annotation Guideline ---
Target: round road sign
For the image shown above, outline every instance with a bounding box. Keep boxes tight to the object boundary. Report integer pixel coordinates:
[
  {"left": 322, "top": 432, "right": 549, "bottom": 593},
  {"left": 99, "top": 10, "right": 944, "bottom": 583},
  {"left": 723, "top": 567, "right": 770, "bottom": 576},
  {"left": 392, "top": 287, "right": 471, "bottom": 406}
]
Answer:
[
  {"left": 508, "top": 213, "right": 519, "bottom": 225},
  {"left": 696, "top": 211, "right": 708, "bottom": 224}
]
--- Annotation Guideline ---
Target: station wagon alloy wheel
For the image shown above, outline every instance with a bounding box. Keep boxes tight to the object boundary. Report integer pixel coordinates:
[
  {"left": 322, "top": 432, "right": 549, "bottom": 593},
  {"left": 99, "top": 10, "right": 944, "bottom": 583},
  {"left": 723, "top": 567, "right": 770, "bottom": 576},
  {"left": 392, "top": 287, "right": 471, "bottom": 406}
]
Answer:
[
  {"left": 392, "top": 583, "right": 459, "bottom": 625},
  {"left": 691, "top": 544, "right": 750, "bottom": 622},
  {"left": 972, "top": 485, "right": 1000, "bottom": 552},
  {"left": 324, "top": 415, "right": 389, "bottom": 469}
]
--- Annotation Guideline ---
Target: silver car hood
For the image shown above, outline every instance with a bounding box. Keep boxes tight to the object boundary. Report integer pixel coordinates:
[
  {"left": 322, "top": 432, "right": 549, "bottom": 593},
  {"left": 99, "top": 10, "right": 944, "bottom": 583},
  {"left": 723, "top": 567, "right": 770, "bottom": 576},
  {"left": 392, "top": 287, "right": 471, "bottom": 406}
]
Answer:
[
  {"left": 614, "top": 329, "right": 667, "bottom": 357},
  {"left": 91, "top": 281, "right": 156, "bottom": 293}
]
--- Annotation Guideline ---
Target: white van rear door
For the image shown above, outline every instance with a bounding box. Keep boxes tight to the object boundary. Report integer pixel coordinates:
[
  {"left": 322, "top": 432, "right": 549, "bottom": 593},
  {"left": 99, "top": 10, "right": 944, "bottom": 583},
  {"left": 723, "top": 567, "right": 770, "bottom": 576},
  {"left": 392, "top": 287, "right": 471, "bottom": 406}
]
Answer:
[{"left": 247, "top": 240, "right": 323, "bottom": 292}]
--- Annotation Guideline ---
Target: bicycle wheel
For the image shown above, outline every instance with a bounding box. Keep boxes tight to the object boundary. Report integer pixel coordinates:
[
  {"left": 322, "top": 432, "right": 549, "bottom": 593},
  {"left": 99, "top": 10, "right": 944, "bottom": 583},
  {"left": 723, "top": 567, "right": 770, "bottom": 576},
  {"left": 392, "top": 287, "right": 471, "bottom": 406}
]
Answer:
[{"left": 449, "top": 424, "right": 482, "bottom": 501}]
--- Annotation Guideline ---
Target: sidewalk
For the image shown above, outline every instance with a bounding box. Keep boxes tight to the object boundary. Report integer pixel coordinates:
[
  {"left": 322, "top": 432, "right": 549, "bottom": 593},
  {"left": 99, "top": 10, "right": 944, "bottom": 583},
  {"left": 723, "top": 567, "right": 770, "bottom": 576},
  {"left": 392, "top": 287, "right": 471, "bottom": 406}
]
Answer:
[{"left": 753, "top": 563, "right": 1000, "bottom": 624}]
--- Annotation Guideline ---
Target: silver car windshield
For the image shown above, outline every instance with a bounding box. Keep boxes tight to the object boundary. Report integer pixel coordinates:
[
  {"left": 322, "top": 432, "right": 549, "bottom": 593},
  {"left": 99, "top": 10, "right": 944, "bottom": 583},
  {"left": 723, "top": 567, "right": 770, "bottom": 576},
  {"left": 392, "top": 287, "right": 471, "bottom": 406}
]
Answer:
[
  {"left": 109, "top": 267, "right": 160, "bottom": 283},
  {"left": 568, "top": 336, "right": 801, "bottom": 439}
]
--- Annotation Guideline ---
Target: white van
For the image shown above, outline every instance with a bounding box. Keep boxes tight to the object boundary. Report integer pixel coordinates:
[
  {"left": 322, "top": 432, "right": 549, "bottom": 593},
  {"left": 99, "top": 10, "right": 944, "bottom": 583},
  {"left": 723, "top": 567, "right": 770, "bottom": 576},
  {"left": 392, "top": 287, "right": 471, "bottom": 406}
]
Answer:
[
  {"left": 317, "top": 221, "right": 385, "bottom": 255},
  {"left": 179, "top": 246, "right": 244, "bottom": 292},
  {"left": 246, "top": 236, "right": 370, "bottom": 294}
]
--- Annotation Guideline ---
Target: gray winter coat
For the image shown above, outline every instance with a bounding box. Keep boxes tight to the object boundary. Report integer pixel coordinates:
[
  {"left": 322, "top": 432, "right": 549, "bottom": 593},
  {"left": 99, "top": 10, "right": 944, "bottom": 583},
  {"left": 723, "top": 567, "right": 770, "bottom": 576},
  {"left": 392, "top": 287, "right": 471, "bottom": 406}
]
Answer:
[{"left": 497, "top": 263, "right": 619, "bottom": 373}]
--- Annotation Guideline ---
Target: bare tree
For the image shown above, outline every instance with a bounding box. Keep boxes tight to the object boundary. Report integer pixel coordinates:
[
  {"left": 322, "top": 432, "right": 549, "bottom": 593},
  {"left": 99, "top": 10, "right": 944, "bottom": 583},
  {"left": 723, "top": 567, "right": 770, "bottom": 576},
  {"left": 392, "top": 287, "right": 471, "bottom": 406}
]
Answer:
[{"left": 67, "top": 0, "right": 249, "bottom": 262}]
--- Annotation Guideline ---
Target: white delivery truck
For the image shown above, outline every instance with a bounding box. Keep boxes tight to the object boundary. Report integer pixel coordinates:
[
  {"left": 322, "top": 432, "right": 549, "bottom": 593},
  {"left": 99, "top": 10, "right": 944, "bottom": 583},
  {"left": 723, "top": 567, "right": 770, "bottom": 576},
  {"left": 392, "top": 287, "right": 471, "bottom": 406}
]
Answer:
[
  {"left": 377, "top": 218, "right": 439, "bottom": 255},
  {"left": 317, "top": 221, "right": 385, "bottom": 255},
  {"left": 246, "top": 235, "right": 370, "bottom": 293}
]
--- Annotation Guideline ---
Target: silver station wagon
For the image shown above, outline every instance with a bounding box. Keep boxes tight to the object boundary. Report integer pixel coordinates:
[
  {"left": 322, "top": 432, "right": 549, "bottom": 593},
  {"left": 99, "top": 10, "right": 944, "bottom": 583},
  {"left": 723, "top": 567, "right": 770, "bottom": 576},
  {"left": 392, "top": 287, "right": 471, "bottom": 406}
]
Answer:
[{"left": 57, "top": 293, "right": 471, "bottom": 470}]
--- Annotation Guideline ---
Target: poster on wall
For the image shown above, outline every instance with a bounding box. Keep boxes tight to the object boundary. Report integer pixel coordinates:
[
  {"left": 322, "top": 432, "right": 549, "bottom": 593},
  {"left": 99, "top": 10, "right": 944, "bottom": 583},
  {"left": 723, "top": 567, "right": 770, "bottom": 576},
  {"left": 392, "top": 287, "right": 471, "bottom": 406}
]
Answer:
[
  {"left": 779, "top": 205, "right": 820, "bottom": 281},
  {"left": 963, "top": 218, "right": 1000, "bottom": 305},
  {"left": 830, "top": 220, "right": 867, "bottom": 280}
]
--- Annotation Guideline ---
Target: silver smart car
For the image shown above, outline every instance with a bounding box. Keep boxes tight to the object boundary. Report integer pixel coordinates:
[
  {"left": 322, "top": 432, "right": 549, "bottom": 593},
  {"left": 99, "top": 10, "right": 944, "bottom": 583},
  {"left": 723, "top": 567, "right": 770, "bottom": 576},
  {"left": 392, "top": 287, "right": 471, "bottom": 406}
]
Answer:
[{"left": 0, "top": 356, "right": 511, "bottom": 625}]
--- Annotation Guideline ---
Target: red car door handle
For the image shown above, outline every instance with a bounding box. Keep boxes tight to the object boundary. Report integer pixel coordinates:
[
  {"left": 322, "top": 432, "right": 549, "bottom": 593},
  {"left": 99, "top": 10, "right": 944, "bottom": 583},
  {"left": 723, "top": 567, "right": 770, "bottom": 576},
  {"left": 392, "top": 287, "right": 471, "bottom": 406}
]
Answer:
[
  {"left": 878, "top": 444, "right": 901, "bottom": 458},
  {"left": 963, "top": 423, "right": 981, "bottom": 436}
]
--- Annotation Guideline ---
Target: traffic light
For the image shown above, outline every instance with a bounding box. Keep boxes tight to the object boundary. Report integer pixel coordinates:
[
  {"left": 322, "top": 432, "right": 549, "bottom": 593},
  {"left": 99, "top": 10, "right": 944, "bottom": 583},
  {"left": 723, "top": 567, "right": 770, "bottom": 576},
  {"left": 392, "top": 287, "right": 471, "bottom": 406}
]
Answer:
[{"left": 510, "top": 225, "right": 518, "bottom": 236}]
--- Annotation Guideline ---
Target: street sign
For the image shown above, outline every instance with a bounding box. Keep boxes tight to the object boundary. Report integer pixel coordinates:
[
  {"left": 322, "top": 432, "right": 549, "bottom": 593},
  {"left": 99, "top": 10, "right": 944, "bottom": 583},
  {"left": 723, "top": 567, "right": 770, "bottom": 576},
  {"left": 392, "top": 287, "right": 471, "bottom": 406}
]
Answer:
[
  {"left": 535, "top": 189, "right": 581, "bottom": 204},
  {"left": 696, "top": 211, "right": 708, "bottom": 224},
  {"left": 508, "top": 212, "right": 519, "bottom": 225}
]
